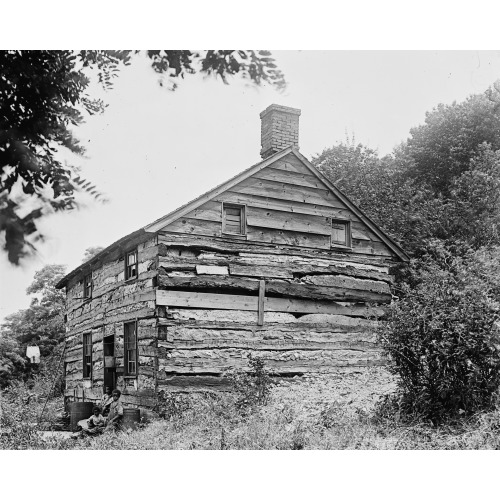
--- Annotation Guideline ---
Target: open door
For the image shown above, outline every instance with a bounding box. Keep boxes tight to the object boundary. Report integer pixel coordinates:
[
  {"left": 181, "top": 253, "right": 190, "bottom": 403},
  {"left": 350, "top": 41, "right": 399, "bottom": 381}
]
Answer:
[{"left": 103, "top": 334, "right": 116, "bottom": 391}]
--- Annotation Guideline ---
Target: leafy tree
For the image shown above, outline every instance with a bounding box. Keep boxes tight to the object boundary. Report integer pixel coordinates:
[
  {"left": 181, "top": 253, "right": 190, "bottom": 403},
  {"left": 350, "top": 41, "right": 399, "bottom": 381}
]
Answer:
[
  {"left": 313, "top": 142, "right": 448, "bottom": 256},
  {"left": 0, "top": 50, "right": 286, "bottom": 264},
  {"left": 1, "top": 264, "right": 66, "bottom": 357},
  {"left": 82, "top": 246, "right": 104, "bottom": 263},
  {"left": 0, "top": 333, "right": 26, "bottom": 388},
  {"left": 442, "top": 143, "right": 500, "bottom": 249},
  {"left": 403, "top": 94, "right": 500, "bottom": 195}
]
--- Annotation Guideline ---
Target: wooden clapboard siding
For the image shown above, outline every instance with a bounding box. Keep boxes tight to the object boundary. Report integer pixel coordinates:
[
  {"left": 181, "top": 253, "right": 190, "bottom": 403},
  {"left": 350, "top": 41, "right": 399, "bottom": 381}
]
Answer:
[
  {"left": 351, "top": 221, "right": 382, "bottom": 242},
  {"left": 233, "top": 176, "right": 347, "bottom": 209},
  {"left": 162, "top": 217, "right": 221, "bottom": 237},
  {"left": 269, "top": 157, "right": 310, "bottom": 174},
  {"left": 216, "top": 191, "right": 359, "bottom": 221},
  {"left": 183, "top": 200, "right": 222, "bottom": 222},
  {"left": 246, "top": 206, "right": 331, "bottom": 235},
  {"left": 253, "top": 166, "right": 324, "bottom": 189}
]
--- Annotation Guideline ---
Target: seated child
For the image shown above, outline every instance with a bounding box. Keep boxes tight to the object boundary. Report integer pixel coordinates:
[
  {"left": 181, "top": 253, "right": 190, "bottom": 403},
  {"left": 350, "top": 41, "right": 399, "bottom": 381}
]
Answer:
[
  {"left": 83, "top": 406, "right": 106, "bottom": 436},
  {"left": 105, "top": 389, "right": 124, "bottom": 432}
]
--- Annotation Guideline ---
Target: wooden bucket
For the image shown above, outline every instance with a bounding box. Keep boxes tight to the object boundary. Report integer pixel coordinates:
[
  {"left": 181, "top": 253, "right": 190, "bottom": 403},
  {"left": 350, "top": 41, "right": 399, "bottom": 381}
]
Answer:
[
  {"left": 122, "top": 408, "right": 141, "bottom": 431},
  {"left": 69, "top": 402, "right": 94, "bottom": 432}
]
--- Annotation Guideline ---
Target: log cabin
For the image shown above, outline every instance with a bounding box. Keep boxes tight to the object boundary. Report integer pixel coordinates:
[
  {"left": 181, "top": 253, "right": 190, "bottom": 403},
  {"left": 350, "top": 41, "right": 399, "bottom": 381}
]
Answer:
[{"left": 56, "top": 104, "right": 409, "bottom": 409}]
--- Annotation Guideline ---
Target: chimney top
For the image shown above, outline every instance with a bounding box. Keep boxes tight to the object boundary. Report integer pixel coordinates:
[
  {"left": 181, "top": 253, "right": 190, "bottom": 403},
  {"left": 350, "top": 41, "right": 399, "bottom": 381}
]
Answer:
[
  {"left": 260, "top": 104, "right": 301, "bottom": 160},
  {"left": 259, "top": 104, "right": 301, "bottom": 119}
]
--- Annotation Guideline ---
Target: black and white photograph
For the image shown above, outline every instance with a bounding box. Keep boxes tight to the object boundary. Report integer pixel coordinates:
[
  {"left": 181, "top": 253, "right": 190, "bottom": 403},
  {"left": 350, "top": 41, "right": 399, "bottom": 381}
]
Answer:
[{"left": 1, "top": 3, "right": 500, "bottom": 498}]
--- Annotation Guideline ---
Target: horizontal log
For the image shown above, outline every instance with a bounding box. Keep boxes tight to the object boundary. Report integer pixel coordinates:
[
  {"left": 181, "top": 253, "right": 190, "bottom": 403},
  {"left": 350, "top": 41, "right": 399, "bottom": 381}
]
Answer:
[
  {"left": 156, "top": 290, "right": 386, "bottom": 317},
  {"left": 159, "top": 349, "right": 385, "bottom": 374},
  {"left": 157, "top": 252, "right": 391, "bottom": 283},
  {"left": 158, "top": 313, "right": 380, "bottom": 330},
  {"left": 157, "top": 233, "right": 396, "bottom": 265},
  {"left": 157, "top": 274, "right": 391, "bottom": 302},
  {"left": 157, "top": 375, "right": 230, "bottom": 389},
  {"left": 229, "top": 264, "right": 293, "bottom": 279},
  {"left": 196, "top": 265, "right": 228, "bottom": 275},
  {"left": 161, "top": 339, "right": 379, "bottom": 351},
  {"left": 302, "top": 275, "right": 391, "bottom": 295}
]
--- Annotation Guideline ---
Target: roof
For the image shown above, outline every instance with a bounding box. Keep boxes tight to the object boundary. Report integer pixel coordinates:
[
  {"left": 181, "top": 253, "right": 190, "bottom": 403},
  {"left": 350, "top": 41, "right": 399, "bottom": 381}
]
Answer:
[{"left": 56, "top": 146, "right": 409, "bottom": 289}]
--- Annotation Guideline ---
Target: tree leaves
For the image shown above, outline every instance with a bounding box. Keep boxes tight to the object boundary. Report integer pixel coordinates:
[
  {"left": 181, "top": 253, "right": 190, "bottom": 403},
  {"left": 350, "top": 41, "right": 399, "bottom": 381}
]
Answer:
[{"left": 0, "top": 50, "right": 286, "bottom": 264}]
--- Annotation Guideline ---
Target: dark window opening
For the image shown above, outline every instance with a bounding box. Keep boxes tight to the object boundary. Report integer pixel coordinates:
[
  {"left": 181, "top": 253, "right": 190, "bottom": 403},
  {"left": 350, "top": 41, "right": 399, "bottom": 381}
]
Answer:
[
  {"left": 223, "top": 204, "right": 245, "bottom": 235},
  {"left": 83, "top": 333, "right": 92, "bottom": 378},
  {"left": 124, "top": 321, "right": 138, "bottom": 376},
  {"left": 103, "top": 335, "right": 115, "bottom": 357},
  {"left": 125, "top": 249, "right": 138, "bottom": 280},
  {"left": 83, "top": 273, "right": 93, "bottom": 299}
]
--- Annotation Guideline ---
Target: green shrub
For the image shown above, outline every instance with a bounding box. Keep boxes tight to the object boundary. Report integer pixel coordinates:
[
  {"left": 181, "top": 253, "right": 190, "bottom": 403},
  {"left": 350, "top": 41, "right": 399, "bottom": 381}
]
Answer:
[{"left": 380, "top": 243, "right": 500, "bottom": 423}]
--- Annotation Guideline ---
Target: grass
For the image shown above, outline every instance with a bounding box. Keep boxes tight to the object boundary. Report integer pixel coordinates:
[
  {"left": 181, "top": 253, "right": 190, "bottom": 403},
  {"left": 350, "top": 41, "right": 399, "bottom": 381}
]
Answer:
[{"left": 3, "top": 367, "right": 500, "bottom": 450}]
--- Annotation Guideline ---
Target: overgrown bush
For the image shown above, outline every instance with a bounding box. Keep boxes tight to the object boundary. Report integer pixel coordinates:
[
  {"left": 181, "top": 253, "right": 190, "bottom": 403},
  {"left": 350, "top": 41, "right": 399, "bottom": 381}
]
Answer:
[
  {"left": 225, "top": 355, "right": 273, "bottom": 412},
  {"left": 380, "top": 243, "right": 500, "bottom": 423}
]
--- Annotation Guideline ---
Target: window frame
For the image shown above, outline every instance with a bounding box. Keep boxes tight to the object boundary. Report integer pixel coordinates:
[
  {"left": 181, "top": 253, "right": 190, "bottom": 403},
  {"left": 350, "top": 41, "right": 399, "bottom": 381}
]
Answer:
[
  {"left": 125, "top": 248, "right": 138, "bottom": 281},
  {"left": 83, "top": 272, "right": 93, "bottom": 300},
  {"left": 83, "top": 333, "right": 92, "bottom": 379},
  {"left": 330, "top": 219, "right": 352, "bottom": 249},
  {"left": 222, "top": 202, "right": 246, "bottom": 237},
  {"left": 124, "top": 321, "right": 138, "bottom": 377}
]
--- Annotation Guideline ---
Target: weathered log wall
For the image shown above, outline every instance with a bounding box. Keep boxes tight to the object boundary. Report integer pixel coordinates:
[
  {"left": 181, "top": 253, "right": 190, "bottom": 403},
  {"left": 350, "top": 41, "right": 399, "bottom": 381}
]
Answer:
[
  {"left": 155, "top": 232, "right": 394, "bottom": 390},
  {"left": 64, "top": 237, "right": 158, "bottom": 406}
]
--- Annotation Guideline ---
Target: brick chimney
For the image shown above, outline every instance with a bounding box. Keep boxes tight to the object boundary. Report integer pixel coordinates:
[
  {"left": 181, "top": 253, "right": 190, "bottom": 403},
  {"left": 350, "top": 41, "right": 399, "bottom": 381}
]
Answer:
[{"left": 260, "top": 104, "right": 301, "bottom": 159}]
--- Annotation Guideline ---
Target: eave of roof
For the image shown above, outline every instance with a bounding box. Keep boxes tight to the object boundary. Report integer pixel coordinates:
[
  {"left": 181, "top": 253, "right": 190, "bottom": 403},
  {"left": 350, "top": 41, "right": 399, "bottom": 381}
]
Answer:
[{"left": 55, "top": 228, "right": 146, "bottom": 289}]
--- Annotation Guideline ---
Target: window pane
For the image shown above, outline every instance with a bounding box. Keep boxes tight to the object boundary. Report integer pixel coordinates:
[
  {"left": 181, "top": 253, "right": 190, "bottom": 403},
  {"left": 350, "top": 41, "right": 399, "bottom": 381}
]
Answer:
[
  {"left": 127, "top": 252, "right": 136, "bottom": 265},
  {"left": 224, "top": 206, "right": 243, "bottom": 234},
  {"left": 332, "top": 222, "right": 347, "bottom": 245}
]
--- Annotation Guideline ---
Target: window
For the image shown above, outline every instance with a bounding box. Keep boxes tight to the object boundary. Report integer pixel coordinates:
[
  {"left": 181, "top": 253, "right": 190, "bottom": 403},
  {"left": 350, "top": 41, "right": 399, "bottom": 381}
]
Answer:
[
  {"left": 222, "top": 203, "right": 245, "bottom": 235},
  {"left": 125, "top": 249, "right": 138, "bottom": 280},
  {"left": 83, "top": 333, "right": 92, "bottom": 378},
  {"left": 83, "top": 273, "right": 93, "bottom": 299},
  {"left": 331, "top": 220, "right": 351, "bottom": 247},
  {"left": 124, "top": 321, "right": 138, "bottom": 376}
]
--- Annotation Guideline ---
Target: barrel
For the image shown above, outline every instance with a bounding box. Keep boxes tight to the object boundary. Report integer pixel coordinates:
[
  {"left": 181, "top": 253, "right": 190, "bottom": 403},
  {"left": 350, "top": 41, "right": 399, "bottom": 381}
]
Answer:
[
  {"left": 69, "top": 402, "right": 94, "bottom": 432},
  {"left": 122, "top": 408, "right": 141, "bottom": 431}
]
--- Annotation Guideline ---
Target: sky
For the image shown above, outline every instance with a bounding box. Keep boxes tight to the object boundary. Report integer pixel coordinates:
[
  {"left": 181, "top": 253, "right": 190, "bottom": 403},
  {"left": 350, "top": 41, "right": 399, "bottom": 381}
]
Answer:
[{"left": 2, "top": 50, "right": 500, "bottom": 322}]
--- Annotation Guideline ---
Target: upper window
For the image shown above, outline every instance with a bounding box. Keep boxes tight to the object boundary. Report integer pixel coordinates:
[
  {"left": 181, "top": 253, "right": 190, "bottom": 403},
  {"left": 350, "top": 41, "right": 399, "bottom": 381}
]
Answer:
[
  {"left": 83, "top": 333, "right": 92, "bottom": 379},
  {"left": 83, "top": 273, "right": 93, "bottom": 299},
  {"left": 124, "top": 321, "right": 138, "bottom": 377},
  {"left": 222, "top": 204, "right": 246, "bottom": 235},
  {"left": 331, "top": 220, "right": 351, "bottom": 247},
  {"left": 125, "top": 249, "right": 138, "bottom": 280}
]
